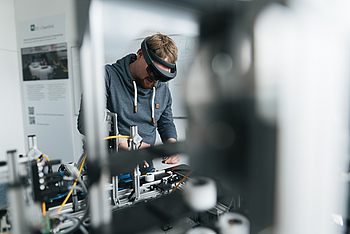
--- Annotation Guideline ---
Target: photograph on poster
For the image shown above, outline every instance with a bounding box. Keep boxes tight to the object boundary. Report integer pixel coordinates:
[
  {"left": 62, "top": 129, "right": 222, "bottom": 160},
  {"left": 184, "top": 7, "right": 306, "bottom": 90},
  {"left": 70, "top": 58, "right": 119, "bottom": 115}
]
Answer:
[{"left": 21, "top": 43, "right": 68, "bottom": 81}]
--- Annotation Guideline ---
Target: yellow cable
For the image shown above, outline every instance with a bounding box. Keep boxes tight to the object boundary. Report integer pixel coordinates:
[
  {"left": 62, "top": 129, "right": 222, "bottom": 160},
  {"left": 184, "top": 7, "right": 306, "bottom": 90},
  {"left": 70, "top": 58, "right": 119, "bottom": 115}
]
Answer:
[
  {"left": 172, "top": 172, "right": 191, "bottom": 192},
  {"left": 42, "top": 202, "right": 46, "bottom": 216},
  {"left": 78, "top": 155, "right": 87, "bottom": 172},
  {"left": 42, "top": 154, "right": 50, "bottom": 162},
  {"left": 57, "top": 154, "right": 87, "bottom": 214},
  {"left": 36, "top": 154, "right": 50, "bottom": 162},
  {"left": 103, "top": 135, "right": 129, "bottom": 140}
]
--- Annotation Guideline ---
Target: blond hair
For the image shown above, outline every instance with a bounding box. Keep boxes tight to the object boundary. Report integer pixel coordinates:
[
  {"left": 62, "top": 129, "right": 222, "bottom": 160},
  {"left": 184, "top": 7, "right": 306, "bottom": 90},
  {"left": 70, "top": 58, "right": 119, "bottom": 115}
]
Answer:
[{"left": 145, "top": 33, "right": 178, "bottom": 63}]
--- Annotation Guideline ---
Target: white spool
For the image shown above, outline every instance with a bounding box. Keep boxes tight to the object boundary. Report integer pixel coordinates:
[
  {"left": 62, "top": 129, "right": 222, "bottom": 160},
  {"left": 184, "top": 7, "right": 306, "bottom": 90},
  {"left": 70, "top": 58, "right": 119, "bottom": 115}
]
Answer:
[
  {"left": 145, "top": 173, "right": 155, "bottom": 182},
  {"left": 183, "top": 177, "right": 217, "bottom": 211},
  {"left": 186, "top": 227, "right": 217, "bottom": 234},
  {"left": 217, "top": 212, "right": 249, "bottom": 234}
]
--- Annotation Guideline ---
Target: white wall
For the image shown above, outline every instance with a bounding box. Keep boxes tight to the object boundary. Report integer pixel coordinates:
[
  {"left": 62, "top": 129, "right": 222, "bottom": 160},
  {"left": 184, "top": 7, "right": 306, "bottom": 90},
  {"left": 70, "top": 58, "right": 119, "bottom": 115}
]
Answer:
[{"left": 0, "top": 0, "right": 26, "bottom": 161}]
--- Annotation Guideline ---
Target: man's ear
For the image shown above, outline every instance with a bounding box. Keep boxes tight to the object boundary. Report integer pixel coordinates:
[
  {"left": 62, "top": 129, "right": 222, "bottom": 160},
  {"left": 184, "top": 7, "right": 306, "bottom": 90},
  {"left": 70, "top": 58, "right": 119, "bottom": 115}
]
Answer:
[{"left": 137, "top": 49, "right": 142, "bottom": 58}]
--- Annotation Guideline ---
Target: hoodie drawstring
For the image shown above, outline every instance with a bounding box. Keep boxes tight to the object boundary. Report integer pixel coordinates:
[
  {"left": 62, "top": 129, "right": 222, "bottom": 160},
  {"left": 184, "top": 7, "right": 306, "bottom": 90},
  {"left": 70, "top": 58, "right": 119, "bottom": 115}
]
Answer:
[
  {"left": 132, "top": 80, "right": 156, "bottom": 125},
  {"left": 151, "top": 87, "right": 156, "bottom": 125},
  {"left": 133, "top": 80, "right": 138, "bottom": 113}
]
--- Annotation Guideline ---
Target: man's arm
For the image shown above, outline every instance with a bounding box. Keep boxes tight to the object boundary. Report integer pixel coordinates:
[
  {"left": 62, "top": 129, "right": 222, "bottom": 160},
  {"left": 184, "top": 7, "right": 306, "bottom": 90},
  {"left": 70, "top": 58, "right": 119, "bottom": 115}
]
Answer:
[
  {"left": 157, "top": 90, "right": 177, "bottom": 143},
  {"left": 162, "top": 138, "right": 180, "bottom": 164},
  {"left": 77, "top": 65, "right": 112, "bottom": 136},
  {"left": 158, "top": 91, "right": 180, "bottom": 164},
  {"left": 117, "top": 139, "right": 151, "bottom": 150},
  {"left": 77, "top": 96, "right": 85, "bottom": 135}
]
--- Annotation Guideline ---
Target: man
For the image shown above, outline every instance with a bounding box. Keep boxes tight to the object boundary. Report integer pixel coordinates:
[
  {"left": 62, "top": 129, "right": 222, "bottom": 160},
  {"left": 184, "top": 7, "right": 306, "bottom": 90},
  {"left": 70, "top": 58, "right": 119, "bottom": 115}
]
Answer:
[{"left": 78, "top": 33, "right": 179, "bottom": 164}]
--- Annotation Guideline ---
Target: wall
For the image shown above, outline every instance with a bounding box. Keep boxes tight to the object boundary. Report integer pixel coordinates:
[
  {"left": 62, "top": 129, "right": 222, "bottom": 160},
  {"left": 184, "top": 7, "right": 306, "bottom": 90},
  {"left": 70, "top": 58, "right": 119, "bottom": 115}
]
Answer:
[{"left": 0, "top": 0, "right": 25, "bottom": 161}]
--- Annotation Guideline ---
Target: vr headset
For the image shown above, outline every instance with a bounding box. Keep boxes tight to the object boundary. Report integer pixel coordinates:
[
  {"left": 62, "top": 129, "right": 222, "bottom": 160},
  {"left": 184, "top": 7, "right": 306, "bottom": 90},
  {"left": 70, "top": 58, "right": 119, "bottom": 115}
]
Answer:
[{"left": 141, "top": 37, "right": 177, "bottom": 82}]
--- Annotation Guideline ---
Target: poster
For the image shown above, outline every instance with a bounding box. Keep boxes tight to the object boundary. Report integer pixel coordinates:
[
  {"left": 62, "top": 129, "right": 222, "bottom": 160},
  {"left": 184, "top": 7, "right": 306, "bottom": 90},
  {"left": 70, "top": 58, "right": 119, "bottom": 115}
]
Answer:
[{"left": 19, "top": 15, "right": 75, "bottom": 162}]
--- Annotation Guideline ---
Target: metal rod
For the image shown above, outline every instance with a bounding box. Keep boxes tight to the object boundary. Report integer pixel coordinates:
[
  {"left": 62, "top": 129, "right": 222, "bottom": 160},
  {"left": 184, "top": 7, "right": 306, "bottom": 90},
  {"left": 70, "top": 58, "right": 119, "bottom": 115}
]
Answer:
[
  {"left": 134, "top": 165, "right": 141, "bottom": 201},
  {"left": 112, "top": 113, "right": 119, "bottom": 152},
  {"left": 130, "top": 125, "right": 140, "bottom": 200},
  {"left": 81, "top": 0, "right": 111, "bottom": 232},
  {"left": 27, "top": 135, "right": 37, "bottom": 150},
  {"left": 7, "top": 150, "right": 28, "bottom": 234},
  {"left": 112, "top": 176, "right": 119, "bottom": 205},
  {"left": 129, "top": 125, "right": 138, "bottom": 151}
]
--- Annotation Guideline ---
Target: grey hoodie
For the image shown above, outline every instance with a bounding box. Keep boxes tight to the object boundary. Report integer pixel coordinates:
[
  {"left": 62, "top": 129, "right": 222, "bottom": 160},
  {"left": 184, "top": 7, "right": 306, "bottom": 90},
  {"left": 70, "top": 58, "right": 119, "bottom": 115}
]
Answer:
[{"left": 78, "top": 54, "right": 177, "bottom": 145}]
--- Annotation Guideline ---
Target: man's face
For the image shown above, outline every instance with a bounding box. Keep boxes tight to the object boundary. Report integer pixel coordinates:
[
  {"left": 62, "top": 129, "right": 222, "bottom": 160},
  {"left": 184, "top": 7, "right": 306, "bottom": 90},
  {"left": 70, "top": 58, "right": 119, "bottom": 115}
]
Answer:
[{"left": 135, "top": 53, "right": 170, "bottom": 89}]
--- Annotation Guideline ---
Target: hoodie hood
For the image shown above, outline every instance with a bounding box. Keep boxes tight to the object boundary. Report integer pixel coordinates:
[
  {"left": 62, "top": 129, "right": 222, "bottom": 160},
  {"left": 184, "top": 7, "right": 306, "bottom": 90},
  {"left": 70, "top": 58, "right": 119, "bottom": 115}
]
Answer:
[{"left": 112, "top": 54, "right": 159, "bottom": 96}]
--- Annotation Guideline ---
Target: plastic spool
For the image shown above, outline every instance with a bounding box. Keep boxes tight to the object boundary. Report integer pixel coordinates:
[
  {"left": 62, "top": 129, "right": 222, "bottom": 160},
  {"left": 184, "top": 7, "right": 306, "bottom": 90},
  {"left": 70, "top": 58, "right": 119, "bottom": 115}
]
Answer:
[
  {"left": 183, "top": 177, "right": 217, "bottom": 211},
  {"left": 145, "top": 173, "right": 155, "bottom": 182},
  {"left": 217, "top": 212, "right": 249, "bottom": 234},
  {"left": 186, "top": 227, "right": 217, "bottom": 234}
]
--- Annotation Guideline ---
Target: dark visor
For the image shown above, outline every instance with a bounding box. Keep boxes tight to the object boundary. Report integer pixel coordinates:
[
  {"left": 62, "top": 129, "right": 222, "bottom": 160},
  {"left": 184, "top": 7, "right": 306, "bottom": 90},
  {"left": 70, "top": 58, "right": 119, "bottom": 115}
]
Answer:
[{"left": 141, "top": 37, "right": 177, "bottom": 82}]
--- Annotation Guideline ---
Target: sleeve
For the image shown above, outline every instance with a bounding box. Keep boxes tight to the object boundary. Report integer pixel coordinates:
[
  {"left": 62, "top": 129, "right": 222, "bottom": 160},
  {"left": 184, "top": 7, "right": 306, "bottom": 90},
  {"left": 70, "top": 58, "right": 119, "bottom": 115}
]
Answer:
[
  {"left": 157, "top": 88, "right": 177, "bottom": 143},
  {"left": 105, "top": 65, "right": 112, "bottom": 110},
  {"left": 77, "top": 95, "right": 85, "bottom": 135},
  {"left": 77, "top": 65, "right": 111, "bottom": 135}
]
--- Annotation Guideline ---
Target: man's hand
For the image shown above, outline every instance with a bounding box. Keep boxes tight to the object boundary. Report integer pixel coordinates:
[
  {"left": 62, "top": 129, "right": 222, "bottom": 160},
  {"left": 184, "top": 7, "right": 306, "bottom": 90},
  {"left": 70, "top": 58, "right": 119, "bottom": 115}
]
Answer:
[
  {"left": 166, "top": 138, "right": 177, "bottom": 144},
  {"left": 162, "top": 155, "right": 180, "bottom": 164},
  {"left": 118, "top": 138, "right": 129, "bottom": 150},
  {"left": 118, "top": 138, "right": 150, "bottom": 150},
  {"left": 162, "top": 138, "right": 180, "bottom": 164},
  {"left": 118, "top": 137, "right": 180, "bottom": 164},
  {"left": 118, "top": 138, "right": 151, "bottom": 169}
]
